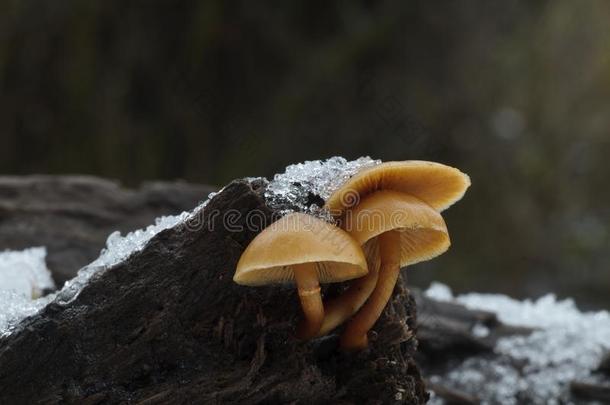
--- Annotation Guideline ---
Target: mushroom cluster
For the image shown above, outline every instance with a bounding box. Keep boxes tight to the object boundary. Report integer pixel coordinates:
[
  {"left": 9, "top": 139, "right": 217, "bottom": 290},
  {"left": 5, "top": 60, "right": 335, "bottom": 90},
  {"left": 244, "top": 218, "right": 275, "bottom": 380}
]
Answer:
[{"left": 234, "top": 160, "right": 470, "bottom": 350}]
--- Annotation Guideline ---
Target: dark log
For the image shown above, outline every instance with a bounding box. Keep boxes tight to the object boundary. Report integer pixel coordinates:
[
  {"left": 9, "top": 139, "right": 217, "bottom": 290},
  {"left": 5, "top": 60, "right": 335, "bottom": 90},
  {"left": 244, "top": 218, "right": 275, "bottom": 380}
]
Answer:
[
  {"left": 570, "top": 381, "right": 610, "bottom": 402},
  {"left": 0, "top": 180, "right": 427, "bottom": 404},
  {"left": 599, "top": 352, "right": 610, "bottom": 376},
  {"left": 0, "top": 175, "right": 216, "bottom": 285},
  {"left": 411, "top": 288, "right": 535, "bottom": 401},
  {"left": 412, "top": 288, "right": 533, "bottom": 365}
]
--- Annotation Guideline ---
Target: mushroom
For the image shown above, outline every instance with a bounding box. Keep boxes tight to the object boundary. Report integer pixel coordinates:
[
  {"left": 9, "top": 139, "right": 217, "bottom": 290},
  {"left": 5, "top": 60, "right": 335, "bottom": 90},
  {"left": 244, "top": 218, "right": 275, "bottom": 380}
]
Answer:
[
  {"left": 339, "top": 190, "right": 449, "bottom": 349},
  {"left": 317, "top": 161, "right": 470, "bottom": 344},
  {"left": 233, "top": 212, "right": 368, "bottom": 339}
]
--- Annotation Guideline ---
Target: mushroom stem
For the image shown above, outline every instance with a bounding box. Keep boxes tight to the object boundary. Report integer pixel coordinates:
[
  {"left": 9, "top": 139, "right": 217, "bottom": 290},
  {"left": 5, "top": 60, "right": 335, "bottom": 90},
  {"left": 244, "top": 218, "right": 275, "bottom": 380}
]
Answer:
[
  {"left": 314, "top": 252, "right": 380, "bottom": 337},
  {"left": 340, "top": 230, "right": 401, "bottom": 350},
  {"left": 294, "top": 262, "right": 324, "bottom": 339}
]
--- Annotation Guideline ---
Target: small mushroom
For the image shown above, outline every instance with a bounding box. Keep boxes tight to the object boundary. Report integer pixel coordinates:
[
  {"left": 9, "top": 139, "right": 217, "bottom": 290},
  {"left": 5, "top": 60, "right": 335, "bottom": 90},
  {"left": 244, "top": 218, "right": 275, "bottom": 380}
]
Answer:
[
  {"left": 340, "top": 190, "right": 450, "bottom": 349},
  {"left": 318, "top": 160, "right": 469, "bottom": 343},
  {"left": 234, "top": 212, "right": 368, "bottom": 339}
]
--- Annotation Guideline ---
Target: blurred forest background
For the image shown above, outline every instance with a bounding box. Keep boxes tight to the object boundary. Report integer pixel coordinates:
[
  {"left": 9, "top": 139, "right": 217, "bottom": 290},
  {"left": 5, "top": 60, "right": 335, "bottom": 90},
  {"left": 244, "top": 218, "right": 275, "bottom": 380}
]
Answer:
[{"left": 0, "top": 1, "right": 608, "bottom": 308}]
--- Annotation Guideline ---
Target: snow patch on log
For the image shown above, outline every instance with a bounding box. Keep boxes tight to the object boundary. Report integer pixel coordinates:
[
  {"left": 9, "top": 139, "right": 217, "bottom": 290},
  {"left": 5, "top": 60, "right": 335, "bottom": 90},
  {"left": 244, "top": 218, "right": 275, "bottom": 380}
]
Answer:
[{"left": 426, "top": 282, "right": 610, "bottom": 404}]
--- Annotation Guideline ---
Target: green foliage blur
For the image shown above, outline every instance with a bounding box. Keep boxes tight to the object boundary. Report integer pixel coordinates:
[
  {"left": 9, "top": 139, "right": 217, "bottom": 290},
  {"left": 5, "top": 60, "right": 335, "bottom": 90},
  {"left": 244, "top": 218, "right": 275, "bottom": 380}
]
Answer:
[{"left": 0, "top": 1, "right": 609, "bottom": 308}]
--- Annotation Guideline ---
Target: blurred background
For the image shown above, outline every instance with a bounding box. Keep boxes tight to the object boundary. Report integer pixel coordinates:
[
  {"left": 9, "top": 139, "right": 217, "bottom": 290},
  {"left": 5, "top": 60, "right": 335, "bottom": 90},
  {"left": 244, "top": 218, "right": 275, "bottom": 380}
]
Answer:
[{"left": 0, "top": 1, "right": 608, "bottom": 309}]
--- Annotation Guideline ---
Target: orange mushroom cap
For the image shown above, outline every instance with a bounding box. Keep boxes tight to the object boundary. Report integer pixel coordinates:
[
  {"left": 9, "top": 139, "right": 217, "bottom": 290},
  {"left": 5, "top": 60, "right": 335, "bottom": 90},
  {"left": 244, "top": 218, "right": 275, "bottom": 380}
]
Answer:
[
  {"left": 325, "top": 160, "right": 470, "bottom": 216},
  {"left": 343, "top": 190, "right": 450, "bottom": 267},
  {"left": 234, "top": 213, "right": 368, "bottom": 286}
]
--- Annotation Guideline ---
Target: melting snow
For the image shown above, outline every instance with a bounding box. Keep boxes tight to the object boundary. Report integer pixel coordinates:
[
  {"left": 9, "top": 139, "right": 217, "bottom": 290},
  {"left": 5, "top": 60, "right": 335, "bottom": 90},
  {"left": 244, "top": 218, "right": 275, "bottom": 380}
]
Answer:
[
  {"left": 55, "top": 213, "right": 189, "bottom": 304},
  {"left": 265, "top": 156, "right": 380, "bottom": 219},
  {"left": 425, "top": 282, "right": 610, "bottom": 405},
  {"left": 56, "top": 195, "right": 218, "bottom": 304}
]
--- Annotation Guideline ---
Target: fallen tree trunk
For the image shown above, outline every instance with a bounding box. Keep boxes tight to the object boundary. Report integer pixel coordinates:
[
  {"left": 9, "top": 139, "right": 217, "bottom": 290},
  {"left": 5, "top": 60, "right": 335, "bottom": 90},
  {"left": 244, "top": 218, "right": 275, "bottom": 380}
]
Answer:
[
  {"left": 0, "top": 175, "right": 216, "bottom": 285},
  {"left": 0, "top": 180, "right": 426, "bottom": 404}
]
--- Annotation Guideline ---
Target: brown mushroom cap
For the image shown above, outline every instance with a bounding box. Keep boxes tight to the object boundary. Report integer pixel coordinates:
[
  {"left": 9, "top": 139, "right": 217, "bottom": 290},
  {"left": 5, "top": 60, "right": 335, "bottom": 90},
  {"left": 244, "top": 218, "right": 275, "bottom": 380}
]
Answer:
[
  {"left": 325, "top": 160, "right": 471, "bottom": 215},
  {"left": 234, "top": 213, "right": 367, "bottom": 286},
  {"left": 343, "top": 190, "right": 450, "bottom": 267}
]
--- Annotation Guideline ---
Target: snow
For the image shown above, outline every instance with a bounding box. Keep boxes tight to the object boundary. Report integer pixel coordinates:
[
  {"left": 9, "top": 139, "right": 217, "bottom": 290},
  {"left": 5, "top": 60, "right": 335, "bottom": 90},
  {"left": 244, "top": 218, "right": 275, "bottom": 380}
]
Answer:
[
  {"left": 56, "top": 194, "right": 218, "bottom": 304},
  {"left": 265, "top": 156, "right": 380, "bottom": 220},
  {"left": 425, "top": 282, "right": 610, "bottom": 405},
  {"left": 0, "top": 291, "right": 55, "bottom": 338},
  {"left": 0, "top": 248, "right": 56, "bottom": 336},
  {"left": 0, "top": 247, "right": 54, "bottom": 298},
  {"left": 55, "top": 214, "right": 187, "bottom": 303}
]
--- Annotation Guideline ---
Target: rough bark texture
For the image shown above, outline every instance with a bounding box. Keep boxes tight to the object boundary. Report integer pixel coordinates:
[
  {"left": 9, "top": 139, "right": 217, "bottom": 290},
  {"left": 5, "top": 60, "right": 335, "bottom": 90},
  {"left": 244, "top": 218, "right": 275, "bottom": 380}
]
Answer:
[
  {"left": 0, "top": 175, "right": 216, "bottom": 285},
  {"left": 0, "top": 180, "right": 426, "bottom": 404},
  {"left": 599, "top": 352, "right": 610, "bottom": 375}
]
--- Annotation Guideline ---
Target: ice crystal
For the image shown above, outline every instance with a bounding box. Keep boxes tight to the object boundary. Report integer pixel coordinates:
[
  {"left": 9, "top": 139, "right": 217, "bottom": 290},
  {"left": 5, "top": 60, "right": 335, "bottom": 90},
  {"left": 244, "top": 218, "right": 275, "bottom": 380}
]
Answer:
[{"left": 265, "top": 156, "right": 380, "bottom": 219}]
